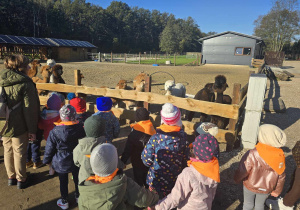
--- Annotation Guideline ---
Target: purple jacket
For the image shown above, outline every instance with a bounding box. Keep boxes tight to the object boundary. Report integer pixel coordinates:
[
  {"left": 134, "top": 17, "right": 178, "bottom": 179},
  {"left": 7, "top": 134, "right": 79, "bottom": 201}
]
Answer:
[{"left": 155, "top": 165, "right": 218, "bottom": 210}]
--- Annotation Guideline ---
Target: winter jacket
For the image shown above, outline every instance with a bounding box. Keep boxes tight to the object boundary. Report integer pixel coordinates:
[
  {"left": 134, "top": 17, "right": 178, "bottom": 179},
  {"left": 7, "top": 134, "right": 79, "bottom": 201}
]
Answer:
[
  {"left": 121, "top": 127, "right": 153, "bottom": 170},
  {"left": 141, "top": 128, "right": 189, "bottom": 196},
  {"left": 155, "top": 165, "right": 218, "bottom": 210},
  {"left": 76, "top": 112, "right": 92, "bottom": 124},
  {"left": 78, "top": 170, "right": 159, "bottom": 210},
  {"left": 43, "top": 123, "right": 85, "bottom": 173},
  {"left": 0, "top": 69, "right": 39, "bottom": 137},
  {"left": 38, "top": 109, "right": 60, "bottom": 140},
  {"left": 93, "top": 111, "right": 120, "bottom": 142},
  {"left": 234, "top": 149, "right": 286, "bottom": 195},
  {"left": 73, "top": 136, "right": 107, "bottom": 184}
]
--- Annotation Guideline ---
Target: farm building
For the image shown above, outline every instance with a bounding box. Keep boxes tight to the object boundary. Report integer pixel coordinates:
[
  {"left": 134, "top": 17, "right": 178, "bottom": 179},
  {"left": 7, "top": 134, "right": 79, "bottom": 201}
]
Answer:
[
  {"left": 200, "top": 31, "right": 265, "bottom": 66},
  {"left": 0, "top": 34, "right": 97, "bottom": 61}
]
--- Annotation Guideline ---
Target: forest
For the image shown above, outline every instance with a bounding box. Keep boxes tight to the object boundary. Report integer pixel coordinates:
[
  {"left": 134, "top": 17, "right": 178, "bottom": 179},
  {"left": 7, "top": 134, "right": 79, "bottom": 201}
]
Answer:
[{"left": 0, "top": 0, "right": 213, "bottom": 53}]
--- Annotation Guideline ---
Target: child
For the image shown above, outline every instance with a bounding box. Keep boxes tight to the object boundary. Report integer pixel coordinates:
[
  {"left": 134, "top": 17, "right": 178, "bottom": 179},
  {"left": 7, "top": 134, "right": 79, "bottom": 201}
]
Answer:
[
  {"left": 93, "top": 97, "right": 120, "bottom": 142},
  {"left": 68, "top": 93, "right": 91, "bottom": 123},
  {"left": 43, "top": 105, "right": 86, "bottom": 209},
  {"left": 121, "top": 108, "right": 156, "bottom": 187},
  {"left": 154, "top": 133, "right": 220, "bottom": 210},
  {"left": 266, "top": 140, "right": 300, "bottom": 210},
  {"left": 142, "top": 103, "right": 190, "bottom": 198},
  {"left": 73, "top": 115, "right": 107, "bottom": 185},
  {"left": 78, "top": 143, "right": 159, "bottom": 209},
  {"left": 234, "top": 124, "right": 286, "bottom": 210}
]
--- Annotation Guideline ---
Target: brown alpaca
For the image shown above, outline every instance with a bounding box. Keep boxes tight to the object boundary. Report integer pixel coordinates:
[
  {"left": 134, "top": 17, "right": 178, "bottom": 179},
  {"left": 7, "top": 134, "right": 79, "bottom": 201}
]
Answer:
[
  {"left": 187, "top": 83, "right": 215, "bottom": 122},
  {"left": 115, "top": 80, "right": 136, "bottom": 110},
  {"left": 133, "top": 72, "right": 146, "bottom": 91},
  {"left": 50, "top": 64, "right": 65, "bottom": 84},
  {"left": 32, "top": 65, "right": 52, "bottom": 95},
  {"left": 211, "top": 75, "right": 232, "bottom": 129},
  {"left": 27, "top": 60, "right": 41, "bottom": 78}
]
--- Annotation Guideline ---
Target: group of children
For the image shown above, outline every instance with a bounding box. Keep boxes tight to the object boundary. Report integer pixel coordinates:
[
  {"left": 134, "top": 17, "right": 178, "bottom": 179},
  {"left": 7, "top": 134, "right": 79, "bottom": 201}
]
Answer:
[{"left": 23, "top": 92, "right": 300, "bottom": 210}]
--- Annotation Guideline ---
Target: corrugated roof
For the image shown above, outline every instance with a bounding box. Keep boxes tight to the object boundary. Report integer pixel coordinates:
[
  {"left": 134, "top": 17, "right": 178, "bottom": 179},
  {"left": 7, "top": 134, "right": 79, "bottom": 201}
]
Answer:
[
  {"left": 0, "top": 34, "right": 96, "bottom": 48},
  {"left": 199, "top": 31, "right": 263, "bottom": 41}
]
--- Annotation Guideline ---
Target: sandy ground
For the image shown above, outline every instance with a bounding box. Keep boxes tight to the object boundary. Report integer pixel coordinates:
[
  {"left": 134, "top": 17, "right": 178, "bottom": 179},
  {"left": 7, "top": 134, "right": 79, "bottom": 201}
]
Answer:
[{"left": 0, "top": 61, "right": 299, "bottom": 209}]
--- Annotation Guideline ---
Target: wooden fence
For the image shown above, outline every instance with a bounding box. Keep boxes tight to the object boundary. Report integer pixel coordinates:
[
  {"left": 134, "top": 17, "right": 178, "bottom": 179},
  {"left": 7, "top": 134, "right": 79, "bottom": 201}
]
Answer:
[{"left": 37, "top": 70, "right": 254, "bottom": 150}]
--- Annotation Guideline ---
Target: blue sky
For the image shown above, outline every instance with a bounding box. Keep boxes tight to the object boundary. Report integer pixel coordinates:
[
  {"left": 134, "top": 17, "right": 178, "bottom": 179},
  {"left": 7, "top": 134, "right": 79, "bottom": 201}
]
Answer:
[{"left": 87, "top": 0, "right": 275, "bottom": 35}]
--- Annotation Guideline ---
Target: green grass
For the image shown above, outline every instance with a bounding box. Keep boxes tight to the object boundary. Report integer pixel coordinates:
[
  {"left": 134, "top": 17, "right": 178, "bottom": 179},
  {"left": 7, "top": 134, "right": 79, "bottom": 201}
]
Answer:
[{"left": 124, "top": 55, "right": 198, "bottom": 66}]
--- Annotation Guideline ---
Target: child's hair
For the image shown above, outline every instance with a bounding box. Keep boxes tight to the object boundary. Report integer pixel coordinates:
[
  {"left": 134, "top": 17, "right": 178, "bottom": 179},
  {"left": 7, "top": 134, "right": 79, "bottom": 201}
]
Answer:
[
  {"left": 4, "top": 54, "right": 29, "bottom": 71},
  {"left": 59, "top": 104, "right": 77, "bottom": 121}
]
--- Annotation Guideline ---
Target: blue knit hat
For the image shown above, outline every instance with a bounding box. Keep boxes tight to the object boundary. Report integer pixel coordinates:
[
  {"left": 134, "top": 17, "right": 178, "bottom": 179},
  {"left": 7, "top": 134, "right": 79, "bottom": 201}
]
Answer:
[
  {"left": 67, "top": 93, "right": 76, "bottom": 101},
  {"left": 96, "top": 97, "right": 113, "bottom": 111}
]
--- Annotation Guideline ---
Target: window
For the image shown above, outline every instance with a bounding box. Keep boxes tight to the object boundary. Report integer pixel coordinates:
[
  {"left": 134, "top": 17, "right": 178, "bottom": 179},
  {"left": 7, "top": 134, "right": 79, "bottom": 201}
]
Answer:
[{"left": 235, "top": 47, "right": 251, "bottom": 56}]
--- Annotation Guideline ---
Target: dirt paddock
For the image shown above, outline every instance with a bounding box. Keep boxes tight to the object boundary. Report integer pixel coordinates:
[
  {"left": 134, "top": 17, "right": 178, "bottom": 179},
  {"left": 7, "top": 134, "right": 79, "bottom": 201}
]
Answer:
[{"left": 0, "top": 61, "right": 299, "bottom": 209}]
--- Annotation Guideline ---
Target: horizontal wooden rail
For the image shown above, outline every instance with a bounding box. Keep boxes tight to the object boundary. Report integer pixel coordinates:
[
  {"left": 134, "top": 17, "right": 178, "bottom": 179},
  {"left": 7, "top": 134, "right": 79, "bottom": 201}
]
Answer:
[{"left": 37, "top": 84, "right": 239, "bottom": 119}]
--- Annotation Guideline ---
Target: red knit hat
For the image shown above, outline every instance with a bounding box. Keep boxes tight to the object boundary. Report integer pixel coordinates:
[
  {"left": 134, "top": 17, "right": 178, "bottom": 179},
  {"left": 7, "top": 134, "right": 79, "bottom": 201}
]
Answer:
[{"left": 70, "top": 97, "right": 86, "bottom": 113}]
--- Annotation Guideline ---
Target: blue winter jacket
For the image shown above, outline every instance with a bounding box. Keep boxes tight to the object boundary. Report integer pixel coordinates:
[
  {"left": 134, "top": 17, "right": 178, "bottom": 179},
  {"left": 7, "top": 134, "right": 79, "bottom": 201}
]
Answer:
[
  {"left": 43, "top": 123, "right": 86, "bottom": 173},
  {"left": 141, "top": 128, "right": 189, "bottom": 196}
]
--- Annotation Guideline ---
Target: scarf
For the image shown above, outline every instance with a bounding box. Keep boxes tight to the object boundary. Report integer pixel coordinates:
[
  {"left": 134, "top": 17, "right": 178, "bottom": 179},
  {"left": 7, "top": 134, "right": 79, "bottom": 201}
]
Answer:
[
  {"left": 54, "top": 120, "right": 79, "bottom": 126},
  {"left": 157, "top": 124, "right": 181, "bottom": 133},
  {"left": 130, "top": 120, "right": 156, "bottom": 136},
  {"left": 256, "top": 142, "right": 285, "bottom": 175},
  {"left": 86, "top": 168, "right": 119, "bottom": 184},
  {"left": 187, "top": 157, "right": 220, "bottom": 182}
]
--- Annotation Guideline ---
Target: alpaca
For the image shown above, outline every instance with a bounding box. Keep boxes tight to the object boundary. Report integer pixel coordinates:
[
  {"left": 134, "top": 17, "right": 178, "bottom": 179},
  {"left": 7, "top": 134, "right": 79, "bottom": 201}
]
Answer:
[
  {"left": 32, "top": 65, "right": 52, "bottom": 95},
  {"left": 133, "top": 72, "right": 147, "bottom": 91},
  {"left": 27, "top": 59, "right": 41, "bottom": 78},
  {"left": 115, "top": 80, "right": 136, "bottom": 110},
  {"left": 211, "top": 75, "right": 232, "bottom": 129},
  {"left": 47, "top": 59, "right": 56, "bottom": 68},
  {"left": 50, "top": 64, "right": 65, "bottom": 84},
  {"left": 187, "top": 83, "right": 215, "bottom": 122},
  {"left": 164, "top": 80, "right": 186, "bottom": 98}
]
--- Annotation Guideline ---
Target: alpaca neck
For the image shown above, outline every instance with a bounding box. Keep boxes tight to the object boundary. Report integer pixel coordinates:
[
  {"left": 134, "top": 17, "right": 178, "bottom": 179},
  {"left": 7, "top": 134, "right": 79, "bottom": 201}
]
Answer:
[
  {"left": 166, "top": 90, "right": 172, "bottom": 95},
  {"left": 49, "top": 74, "right": 55, "bottom": 83},
  {"left": 216, "top": 92, "right": 223, "bottom": 103}
]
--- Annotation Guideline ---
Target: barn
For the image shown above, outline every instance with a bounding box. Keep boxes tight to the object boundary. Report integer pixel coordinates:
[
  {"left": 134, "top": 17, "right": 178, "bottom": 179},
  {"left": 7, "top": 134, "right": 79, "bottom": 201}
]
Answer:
[
  {"left": 200, "top": 31, "right": 265, "bottom": 66},
  {"left": 0, "top": 34, "right": 97, "bottom": 61}
]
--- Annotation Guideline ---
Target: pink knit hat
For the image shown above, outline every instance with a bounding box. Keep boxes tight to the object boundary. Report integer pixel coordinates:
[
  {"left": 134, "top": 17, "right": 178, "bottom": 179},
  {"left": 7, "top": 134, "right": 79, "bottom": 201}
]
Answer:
[{"left": 160, "top": 103, "right": 182, "bottom": 127}]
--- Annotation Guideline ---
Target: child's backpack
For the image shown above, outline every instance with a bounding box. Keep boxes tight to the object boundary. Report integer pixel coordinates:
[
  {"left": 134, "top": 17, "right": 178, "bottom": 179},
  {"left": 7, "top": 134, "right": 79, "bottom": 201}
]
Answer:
[{"left": 0, "top": 87, "right": 21, "bottom": 136}]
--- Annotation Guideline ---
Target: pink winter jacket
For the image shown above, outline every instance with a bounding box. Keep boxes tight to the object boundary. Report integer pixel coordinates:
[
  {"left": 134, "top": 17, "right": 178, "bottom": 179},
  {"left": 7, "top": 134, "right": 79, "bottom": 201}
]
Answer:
[{"left": 155, "top": 165, "right": 218, "bottom": 210}]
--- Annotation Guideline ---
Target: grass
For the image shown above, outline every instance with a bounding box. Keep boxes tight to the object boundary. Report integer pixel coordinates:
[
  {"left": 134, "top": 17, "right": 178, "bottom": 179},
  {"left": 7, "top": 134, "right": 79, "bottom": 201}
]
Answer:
[{"left": 114, "top": 55, "right": 199, "bottom": 66}]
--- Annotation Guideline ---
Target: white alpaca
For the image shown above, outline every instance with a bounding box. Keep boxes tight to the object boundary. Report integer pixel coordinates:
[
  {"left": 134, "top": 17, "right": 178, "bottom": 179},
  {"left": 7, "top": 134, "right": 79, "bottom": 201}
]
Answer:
[
  {"left": 46, "top": 59, "right": 56, "bottom": 68},
  {"left": 164, "top": 80, "right": 186, "bottom": 98}
]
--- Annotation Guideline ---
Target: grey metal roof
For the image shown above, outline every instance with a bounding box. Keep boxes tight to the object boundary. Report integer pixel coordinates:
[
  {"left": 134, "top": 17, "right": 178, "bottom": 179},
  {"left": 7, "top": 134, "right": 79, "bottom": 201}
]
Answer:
[
  {"left": 199, "top": 31, "right": 263, "bottom": 41},
  {"left": 0, "top": 34, "right": 96, "bottom": 48}
]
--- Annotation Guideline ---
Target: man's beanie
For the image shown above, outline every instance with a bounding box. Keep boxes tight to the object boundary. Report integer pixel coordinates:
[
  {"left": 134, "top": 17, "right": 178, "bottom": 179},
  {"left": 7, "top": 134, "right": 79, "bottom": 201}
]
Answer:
[
  {"left": 59, "top": 104, "right": 77, "bottom": 121},
  {"left": 258, "top": 124, "right": 286, "bottom": 148},
  {"left": 160, "top": 103, "right": 182, "bottom": 127},
  {"left": 193, "top": 134, "right": 220, "bottom": 161},
  {"left": 70, "top": 97, "right": 86, "bottom": 113},
  {"left": 90, "top": 143, "right": 118, "bottom": 177},
  {"left": 135, "top": 108, "right": 150, "bottom": 122},
  {"left": 67, "top": 93, "right": 76, "bottom": 101},
  {"left": 196, "top": 122, "right": 219, "bottom": 137},
  {"left": 96, "top": 97, "right": 113, "bottom": 111},
  {"left": 47, "top": 94, "right": 61, "bottom": 111},
  {"left": 84, "top": 115, "right": 105, "bottom": 138}
]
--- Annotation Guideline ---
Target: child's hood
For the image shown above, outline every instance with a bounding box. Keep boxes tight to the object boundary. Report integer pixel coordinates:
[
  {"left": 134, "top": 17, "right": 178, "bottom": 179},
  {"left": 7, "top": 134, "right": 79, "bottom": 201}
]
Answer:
[{"left": 78, "top": 136, "right": 106, "bottom": 155}]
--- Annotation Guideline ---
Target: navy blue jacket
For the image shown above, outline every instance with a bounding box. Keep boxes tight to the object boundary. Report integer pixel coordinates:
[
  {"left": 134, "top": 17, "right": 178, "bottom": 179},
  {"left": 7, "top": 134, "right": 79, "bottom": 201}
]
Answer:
[{"left": 43, "top": 123, "right": 86, "bottom": 173}]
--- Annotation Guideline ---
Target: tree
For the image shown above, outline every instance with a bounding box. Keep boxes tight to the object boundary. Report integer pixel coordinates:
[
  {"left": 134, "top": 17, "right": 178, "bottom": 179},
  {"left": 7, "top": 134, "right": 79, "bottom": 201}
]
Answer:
[{"left": 254, "top": 0, "right": 300, "bottom": 52}]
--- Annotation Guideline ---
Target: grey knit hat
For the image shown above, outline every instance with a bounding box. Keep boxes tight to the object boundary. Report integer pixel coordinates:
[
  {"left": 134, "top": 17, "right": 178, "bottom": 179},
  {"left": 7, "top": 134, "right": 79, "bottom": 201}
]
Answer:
[
  {"left": 90, "top": 143, "right": 118, "bottom": 177},
  {"left": 59, "top": 104, "right": 77, "bottom": 121},
  {"left": 84, "top": 115, "right": 106, "bottom": 138},
  {"left": 258, "top": 124, "right": 287, "bottom": 148}
]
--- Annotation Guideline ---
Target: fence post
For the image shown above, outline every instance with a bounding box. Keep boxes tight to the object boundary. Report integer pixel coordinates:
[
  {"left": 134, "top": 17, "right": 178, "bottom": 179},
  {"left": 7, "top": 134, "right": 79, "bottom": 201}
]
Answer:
[
  {"left": 241, "top": 74, "right": 267, "bottom": 149},
  {"left": 139, "top": 52, "right": 141, "bottom": 64},
  {"left": 74, "top": 69, "right": 87, "bottom": 101},
  {"left": 124, "top": 53, "right": 126, "bottom": 63},
  {"left": 174, "top": 53, "right": 176, "bottom": 66},
  {"left": 228, "top": 83, "right": 241, "bottom": 131},
  {"left": 144, "top": 74, "right": 151, "bottom": 110},
  {"left": 155, "top": 54, "right": 157, "bottom": 64},
  {"left": 111, "top": 52, "right": 113, "bottom": 63},
  {"left": 98, "top": 52, "right": 101, "bottom": 62}
]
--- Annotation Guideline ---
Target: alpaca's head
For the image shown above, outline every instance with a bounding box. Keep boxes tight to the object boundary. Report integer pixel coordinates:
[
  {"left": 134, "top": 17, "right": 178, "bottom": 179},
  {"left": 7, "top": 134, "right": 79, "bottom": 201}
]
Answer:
[
  {"left": 165, "top": 80, "right": 175, "bottom": 91},
  {"left": 47, "top": 59, "right": 56, "bottom": 68},
  {"left": 116, "top": 80, "right": 128, "bottom": 89},
  {"left": 52, "top": 64, "right": 63, "bottom": 77},
  {"left": 213, "top": 75, "right": 228, "bottom": 93}
]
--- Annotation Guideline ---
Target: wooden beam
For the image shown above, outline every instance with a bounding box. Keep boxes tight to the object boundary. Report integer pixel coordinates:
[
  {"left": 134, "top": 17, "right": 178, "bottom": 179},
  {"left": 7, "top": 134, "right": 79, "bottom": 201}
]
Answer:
[
  {"left": 37, "top": 83, "right": 239, "bottom": 119},
  {"left": 228, "top": 83, "right": 241, "bottom": 130}
]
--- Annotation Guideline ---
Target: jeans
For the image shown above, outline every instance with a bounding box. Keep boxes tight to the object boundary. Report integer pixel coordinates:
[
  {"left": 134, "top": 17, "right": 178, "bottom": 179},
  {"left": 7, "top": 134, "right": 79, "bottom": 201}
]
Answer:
[
  {"left": 58, "top": 167, "right": 79, "bottom": 199},
  {"left": 243, "top": 186, "right": 269, "bottom": 210},
  {"left": 27, "top": 140, "right": 41, "bottom": 163}
]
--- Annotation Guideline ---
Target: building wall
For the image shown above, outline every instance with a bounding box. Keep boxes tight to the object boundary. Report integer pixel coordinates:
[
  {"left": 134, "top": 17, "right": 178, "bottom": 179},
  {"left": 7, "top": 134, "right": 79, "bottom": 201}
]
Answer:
[
  {"left": 202, "top": 33, "right": 258, "bottom": 65},
  {"left": 52, "top": 47, "right": 96, "bottom": 61}
]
